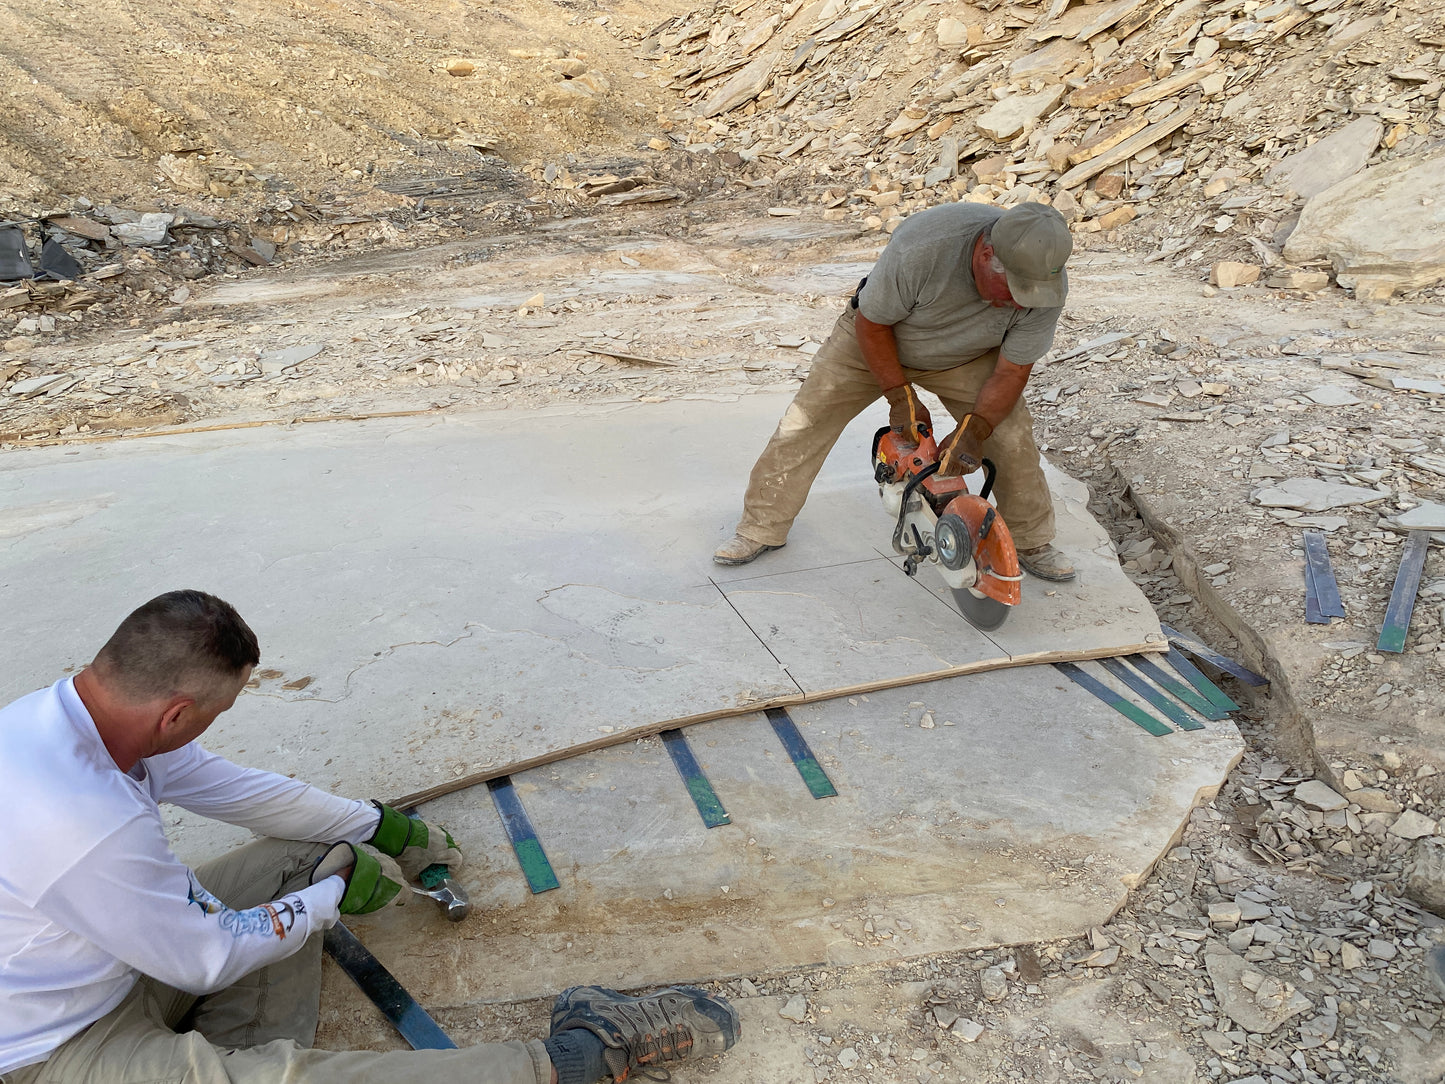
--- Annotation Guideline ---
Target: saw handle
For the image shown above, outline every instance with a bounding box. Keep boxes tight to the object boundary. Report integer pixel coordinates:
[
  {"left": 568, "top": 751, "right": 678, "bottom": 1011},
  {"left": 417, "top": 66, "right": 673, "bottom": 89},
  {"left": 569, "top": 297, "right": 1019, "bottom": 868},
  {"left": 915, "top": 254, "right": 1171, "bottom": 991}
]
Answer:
[
  {"left": 978, "top": 458, "right": 997, "bottom": 500},
  {"left": 892, "top": 461, "right": 940, "bottom": 557}
]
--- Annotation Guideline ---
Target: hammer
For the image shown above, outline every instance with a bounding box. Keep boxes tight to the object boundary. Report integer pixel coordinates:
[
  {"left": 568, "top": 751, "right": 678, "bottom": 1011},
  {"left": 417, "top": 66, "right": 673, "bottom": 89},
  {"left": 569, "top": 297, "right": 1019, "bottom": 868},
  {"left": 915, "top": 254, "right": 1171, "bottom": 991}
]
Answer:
[
  {"left": 412, "top": 864, "right": 471, "bottom": 921},
  {"left": 404, "top": 812, "right": 472, "bottom": 921}
]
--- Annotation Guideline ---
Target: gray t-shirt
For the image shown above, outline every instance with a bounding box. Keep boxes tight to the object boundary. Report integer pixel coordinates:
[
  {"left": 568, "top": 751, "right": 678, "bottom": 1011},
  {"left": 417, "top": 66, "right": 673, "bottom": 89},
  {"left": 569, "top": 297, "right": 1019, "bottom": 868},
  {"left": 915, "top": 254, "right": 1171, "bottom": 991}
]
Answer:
[{"left": 856, "top": 203, "right": 1063, "bottom": 369}]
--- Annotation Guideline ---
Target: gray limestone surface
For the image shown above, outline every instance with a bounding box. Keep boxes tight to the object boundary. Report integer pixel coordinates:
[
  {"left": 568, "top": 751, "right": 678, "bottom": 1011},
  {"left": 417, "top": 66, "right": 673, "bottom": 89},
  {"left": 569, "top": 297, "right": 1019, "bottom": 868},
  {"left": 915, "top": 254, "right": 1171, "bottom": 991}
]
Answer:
[
  {"left": 331, "top": 668, "right": 1242, "bottom": 1009},
  {"left": 1, "top": 394, "right": 1157, "bottom": 860}
]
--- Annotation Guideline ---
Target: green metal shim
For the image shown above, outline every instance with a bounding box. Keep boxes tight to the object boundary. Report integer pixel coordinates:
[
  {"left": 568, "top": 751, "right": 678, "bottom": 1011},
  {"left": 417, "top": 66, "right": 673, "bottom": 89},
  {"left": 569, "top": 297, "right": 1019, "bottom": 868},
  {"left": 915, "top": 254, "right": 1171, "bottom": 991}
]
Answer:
[
  {"left": 512, "top": 837, "right": 560, "bottom": 893},
  {"left": 794, "top": 757, "right": 838, "bottom": 799},
  {"left": 685, "top": 776, "right": 731, "bottom": 827}
]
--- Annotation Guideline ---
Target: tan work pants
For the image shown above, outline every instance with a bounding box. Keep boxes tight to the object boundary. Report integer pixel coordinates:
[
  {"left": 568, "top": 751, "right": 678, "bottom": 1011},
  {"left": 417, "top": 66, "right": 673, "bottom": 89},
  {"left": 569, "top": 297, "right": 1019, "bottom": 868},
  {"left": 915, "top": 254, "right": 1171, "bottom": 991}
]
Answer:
[
  {"left": 8, "top": 839, "right": 549, "bottom": 1084},
  {"left": 735, "top": 306, "right": 1056, "bottom": 551}
]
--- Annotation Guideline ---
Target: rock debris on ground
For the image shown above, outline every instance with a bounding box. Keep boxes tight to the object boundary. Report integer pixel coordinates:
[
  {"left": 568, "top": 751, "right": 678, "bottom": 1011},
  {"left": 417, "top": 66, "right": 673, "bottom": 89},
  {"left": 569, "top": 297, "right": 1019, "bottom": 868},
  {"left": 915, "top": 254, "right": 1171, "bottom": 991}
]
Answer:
[{"left": 2, "top": 0, "right": 1443, "bottom": 1079}]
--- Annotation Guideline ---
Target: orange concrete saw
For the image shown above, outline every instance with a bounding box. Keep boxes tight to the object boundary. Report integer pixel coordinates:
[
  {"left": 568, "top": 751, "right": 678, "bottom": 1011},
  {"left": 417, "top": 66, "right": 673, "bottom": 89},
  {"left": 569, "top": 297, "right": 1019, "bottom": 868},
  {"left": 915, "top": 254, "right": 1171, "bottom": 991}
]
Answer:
[{"left": 872, "top": 424, "right": 1022, "bottom": 630}]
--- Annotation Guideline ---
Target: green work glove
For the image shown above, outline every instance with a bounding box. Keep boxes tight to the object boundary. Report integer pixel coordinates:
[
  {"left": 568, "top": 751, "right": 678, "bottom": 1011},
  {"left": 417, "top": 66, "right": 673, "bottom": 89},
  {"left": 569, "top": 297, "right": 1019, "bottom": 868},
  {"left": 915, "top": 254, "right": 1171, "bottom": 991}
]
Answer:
[
  {"left": 937, "top": 413, "right": 994, "bottom": 476},
  {"left": 882, "top": 383, "right": 932, "bottom": 443},
  {"left": 369, "top": 802, "right": 466, "bottom": 881},
  {"left": 310, "top": 842, "right": 408, "bottom": 914}
]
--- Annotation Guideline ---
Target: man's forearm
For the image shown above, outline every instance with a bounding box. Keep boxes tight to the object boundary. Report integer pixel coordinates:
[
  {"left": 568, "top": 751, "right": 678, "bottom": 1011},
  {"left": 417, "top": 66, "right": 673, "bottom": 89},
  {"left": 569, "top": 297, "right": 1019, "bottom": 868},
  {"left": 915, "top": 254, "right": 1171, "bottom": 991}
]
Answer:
[
  {"left": 973, "top": 357, "right": 1033, "bottom": 427},
  {"left": 855, "top": 313, "right": 907, "bottom": 392}
]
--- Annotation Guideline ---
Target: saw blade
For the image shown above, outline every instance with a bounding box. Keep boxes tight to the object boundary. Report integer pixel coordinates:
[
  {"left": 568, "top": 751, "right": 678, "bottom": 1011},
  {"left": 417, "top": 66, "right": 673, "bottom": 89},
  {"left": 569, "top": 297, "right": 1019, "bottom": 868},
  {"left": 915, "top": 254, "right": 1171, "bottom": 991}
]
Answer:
[{"left": 951, "top": 587, "right": 1010, "bottom": 631}]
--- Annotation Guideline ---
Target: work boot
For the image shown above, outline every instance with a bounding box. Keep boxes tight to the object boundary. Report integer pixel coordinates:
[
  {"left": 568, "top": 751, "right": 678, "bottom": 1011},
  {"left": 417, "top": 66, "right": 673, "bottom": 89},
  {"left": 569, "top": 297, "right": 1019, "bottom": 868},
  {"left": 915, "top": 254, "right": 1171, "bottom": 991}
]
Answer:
[
  {"left": 550, "top": 985, "right": 741, "bottom": 1082},
  {"left": 712, "top": 534, "right": 783, "bottom": 566},
  {"left": 1018, "top": 544, "right": 1076, "bottom": 582}
]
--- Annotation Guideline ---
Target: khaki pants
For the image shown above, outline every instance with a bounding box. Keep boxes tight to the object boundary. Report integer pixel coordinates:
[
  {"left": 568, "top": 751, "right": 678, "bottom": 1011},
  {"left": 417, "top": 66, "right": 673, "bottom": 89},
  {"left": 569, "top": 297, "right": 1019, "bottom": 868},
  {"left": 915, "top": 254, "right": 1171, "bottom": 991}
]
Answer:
[
  {"left": 8, "top": 839, "right": 549, "bottom": 1084},
  {"left": 735, "top": 306, "right": 1056, "bottom": 551}
]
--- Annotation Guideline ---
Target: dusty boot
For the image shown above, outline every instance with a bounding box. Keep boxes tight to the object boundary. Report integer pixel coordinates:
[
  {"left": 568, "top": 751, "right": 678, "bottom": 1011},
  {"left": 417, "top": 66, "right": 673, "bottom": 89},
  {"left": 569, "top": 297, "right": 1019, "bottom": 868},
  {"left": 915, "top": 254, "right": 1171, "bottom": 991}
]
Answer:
[
  {"left": 1018, "top": 543, "right": 1076, "bottom": 582},
  {"left": 713, "top": 534, "right": 784, "bottom": 566},
  {"left": 549, "top": 985, "right": 741, "bottom": 1082}
]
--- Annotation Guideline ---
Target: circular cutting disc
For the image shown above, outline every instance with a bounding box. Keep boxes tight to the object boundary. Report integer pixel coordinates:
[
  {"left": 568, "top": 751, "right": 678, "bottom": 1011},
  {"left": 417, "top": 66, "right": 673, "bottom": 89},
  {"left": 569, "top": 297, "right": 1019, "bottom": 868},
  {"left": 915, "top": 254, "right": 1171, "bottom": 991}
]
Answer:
[{"left": 951, "top": 587, "right": 1010, "bottom": 631}]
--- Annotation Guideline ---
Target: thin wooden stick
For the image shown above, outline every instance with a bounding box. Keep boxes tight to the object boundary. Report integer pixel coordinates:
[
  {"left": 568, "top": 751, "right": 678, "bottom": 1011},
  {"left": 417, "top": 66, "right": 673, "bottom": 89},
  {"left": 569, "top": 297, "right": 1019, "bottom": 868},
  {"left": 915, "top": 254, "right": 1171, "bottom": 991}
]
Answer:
[{"left": 392, "top": 638, "right": 1165, "bottom": 810}]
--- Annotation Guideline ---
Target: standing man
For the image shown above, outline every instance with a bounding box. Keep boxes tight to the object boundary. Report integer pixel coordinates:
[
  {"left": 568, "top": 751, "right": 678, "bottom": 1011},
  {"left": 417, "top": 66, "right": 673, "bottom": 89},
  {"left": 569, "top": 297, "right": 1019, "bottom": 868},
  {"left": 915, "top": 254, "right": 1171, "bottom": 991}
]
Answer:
[
  {"left": 714, "top": 201, "right": 1076, "bottom": 582},
  {"left": 0, "top": 590, "right": 738, "bottom": 1084}
]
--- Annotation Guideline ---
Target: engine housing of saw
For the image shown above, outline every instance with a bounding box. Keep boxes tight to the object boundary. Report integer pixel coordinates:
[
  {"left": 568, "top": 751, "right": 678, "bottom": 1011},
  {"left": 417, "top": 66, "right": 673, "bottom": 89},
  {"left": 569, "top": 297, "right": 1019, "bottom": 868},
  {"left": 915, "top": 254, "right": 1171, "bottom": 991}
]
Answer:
[{"left": 872, "top": 425, "right": 1022, "bottom": 608}]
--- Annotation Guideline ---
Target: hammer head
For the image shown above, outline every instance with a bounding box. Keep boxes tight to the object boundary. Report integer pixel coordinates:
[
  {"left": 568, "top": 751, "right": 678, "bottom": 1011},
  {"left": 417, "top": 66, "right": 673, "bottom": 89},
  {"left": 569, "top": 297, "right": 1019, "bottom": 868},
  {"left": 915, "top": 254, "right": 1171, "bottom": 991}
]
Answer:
[{"left": 414, "top": 864, "right": 472, "bottom": 922}]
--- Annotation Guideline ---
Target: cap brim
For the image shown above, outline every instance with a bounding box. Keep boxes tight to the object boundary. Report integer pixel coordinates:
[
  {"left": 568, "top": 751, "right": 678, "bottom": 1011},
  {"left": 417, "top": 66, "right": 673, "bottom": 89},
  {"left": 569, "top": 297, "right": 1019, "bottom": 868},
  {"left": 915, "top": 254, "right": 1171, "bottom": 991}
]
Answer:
[{"left": 1004, "top": 266, "right": 1067, "bottom": 309}]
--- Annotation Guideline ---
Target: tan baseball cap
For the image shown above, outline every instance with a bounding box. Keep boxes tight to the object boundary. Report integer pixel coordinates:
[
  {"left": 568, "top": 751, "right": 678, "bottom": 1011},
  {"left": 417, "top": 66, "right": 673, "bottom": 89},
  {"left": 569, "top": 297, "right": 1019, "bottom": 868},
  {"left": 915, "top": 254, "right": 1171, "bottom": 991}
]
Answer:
[{"left": 990, "top": 203, "right": 1073, "bottom": 308}]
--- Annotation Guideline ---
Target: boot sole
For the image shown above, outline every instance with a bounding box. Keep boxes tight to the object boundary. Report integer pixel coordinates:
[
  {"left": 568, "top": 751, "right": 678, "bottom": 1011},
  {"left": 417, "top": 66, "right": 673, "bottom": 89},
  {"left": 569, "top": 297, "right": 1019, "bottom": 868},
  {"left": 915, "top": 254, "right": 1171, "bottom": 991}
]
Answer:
[
  {"left": 1020, "top": 562, "right": 1076, "bottom": 582},
  {"left": 712, "top": 543, "right": 783, "bottom": 566}
]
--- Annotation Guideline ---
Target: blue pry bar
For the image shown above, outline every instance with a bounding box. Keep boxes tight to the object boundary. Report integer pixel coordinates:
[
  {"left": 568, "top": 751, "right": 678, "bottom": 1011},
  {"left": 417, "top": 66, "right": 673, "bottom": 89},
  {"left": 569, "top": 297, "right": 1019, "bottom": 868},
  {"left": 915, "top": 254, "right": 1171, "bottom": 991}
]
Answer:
[
  {"left": 765, "top": 707, "right": 838, "bottom": 798},
  {"left": 1099, "top": 656, "right": 1205, "bottom": 732},
  {"left": 1304, "top": 566, "right": 1324, "bottom": 625},
  {"left": 1053, "top": 662, "right": 1172, "bottom": 737},
  {"left": 661, "top": 729, "right": 732, "bottom": 828},
  {"left": 1160, "top": 623, "right": 1268, "bottom": 687},
  {"left": 1378, "top": 531, "right": 1430, "bottom": 654},
  {"left": 487, "top": 776, "right": 560, "bottom": 894},
  {"left": 324, "top": 923, "right": 456, "bottom": 1050},
  {"left": 1162, "top": 647, "right": 1240, "bottom": 714},
  {"left": 1126, "top": 653, "right": 1228, "bottom": 721},
  {"left": 1303, "top": 530, "right": 1345, "bottom": 623}
]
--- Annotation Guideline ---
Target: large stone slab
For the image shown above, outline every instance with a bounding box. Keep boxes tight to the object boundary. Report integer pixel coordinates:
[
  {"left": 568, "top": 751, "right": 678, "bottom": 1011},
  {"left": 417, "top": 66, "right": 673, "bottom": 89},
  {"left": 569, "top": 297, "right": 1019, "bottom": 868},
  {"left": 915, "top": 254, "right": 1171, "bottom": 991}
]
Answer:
[
  {"left": 325, "top": 666, "right": 1243, "bottom": 1010},
  {"left": 1283, "top": 147, "right": 1445, "bottom": 298},
  {"left": 976, "top": 85, "right": 1066, "bottom": 142},
  {"left": 1, "top": 397, "right": 1159, "bottom": 846},
  {"left": 1267, "top": 117, "right": 1382, "bottom": 199},
  {"left": 0, "top": 402, "right": 791, "bottom": 810},
  {"left": 719, "top": 561, "right": 1007, "bottom": 693}
]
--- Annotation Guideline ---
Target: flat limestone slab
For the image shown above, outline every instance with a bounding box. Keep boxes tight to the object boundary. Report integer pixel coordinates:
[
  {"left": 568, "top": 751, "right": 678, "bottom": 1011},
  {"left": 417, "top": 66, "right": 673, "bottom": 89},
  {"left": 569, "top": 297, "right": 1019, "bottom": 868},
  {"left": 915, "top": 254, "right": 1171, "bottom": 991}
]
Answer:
[
  {"left": 720, "top": 561, "right": 1006, "bottom": 692},
  {"left": 324, "top": 665, "right": 1243, "bottom": 1019},
  {"left": 0, "top": 400, "right": 795, "bottom": 818},
  {"left": 0, "top": 396, "right": 1158, "bottom": 837}
]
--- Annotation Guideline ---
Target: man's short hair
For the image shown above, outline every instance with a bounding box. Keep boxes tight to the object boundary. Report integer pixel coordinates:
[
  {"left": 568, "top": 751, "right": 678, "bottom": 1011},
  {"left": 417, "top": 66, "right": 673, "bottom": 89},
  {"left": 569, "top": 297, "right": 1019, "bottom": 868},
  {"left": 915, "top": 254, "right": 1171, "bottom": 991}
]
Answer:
[{"left": 93, "top": 590, "right": 260, "bottom": 703}]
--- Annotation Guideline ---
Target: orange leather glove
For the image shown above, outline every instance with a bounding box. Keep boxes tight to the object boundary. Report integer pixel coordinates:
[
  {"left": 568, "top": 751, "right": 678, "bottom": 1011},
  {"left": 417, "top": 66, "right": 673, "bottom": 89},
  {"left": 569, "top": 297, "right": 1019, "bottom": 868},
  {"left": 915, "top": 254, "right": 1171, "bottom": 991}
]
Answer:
[
  {"left": 937, "top": 413, "right": 993, "bottom": 476},
  {"left": 882, "top": 384, "right": 932, "bottom": 443}
]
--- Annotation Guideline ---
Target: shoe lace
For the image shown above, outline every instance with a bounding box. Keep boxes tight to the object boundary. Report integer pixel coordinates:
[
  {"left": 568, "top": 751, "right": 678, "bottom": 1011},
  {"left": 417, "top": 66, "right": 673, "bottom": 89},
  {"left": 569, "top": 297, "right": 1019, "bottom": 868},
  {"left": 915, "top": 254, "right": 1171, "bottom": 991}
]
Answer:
[
  {"left": 600, "top": 999, "right": 695, "bottom": 1083},
  {"left": 602, "top": 1045, "right": 679, "bottom": 1083}
]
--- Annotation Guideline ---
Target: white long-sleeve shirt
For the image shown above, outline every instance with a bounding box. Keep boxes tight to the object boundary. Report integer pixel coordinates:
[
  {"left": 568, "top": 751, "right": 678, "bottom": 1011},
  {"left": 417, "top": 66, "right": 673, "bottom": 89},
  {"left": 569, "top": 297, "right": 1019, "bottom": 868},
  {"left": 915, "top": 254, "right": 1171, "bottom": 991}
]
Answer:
[{"left": 0, "top": 678, "right": 382, "bottom": 1074}]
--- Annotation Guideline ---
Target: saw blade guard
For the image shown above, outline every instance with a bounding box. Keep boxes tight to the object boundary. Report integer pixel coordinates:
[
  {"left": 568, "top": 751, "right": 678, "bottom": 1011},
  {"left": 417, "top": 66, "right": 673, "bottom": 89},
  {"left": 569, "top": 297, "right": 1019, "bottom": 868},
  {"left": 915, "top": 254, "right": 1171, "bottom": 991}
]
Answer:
[{"left": 943, "top": 493, "right": 1022, "bottom": 606}]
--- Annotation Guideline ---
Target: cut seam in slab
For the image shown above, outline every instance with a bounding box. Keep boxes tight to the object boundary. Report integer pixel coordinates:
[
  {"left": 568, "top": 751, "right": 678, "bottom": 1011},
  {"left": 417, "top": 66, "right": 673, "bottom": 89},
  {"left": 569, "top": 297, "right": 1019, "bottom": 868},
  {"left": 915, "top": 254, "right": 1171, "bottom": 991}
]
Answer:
[
  {"left": 880, "top": 547, "right": 1011, "bottom": 654},
  {"left": 702, "top": 553, "right": 901, "bottom": 588}
]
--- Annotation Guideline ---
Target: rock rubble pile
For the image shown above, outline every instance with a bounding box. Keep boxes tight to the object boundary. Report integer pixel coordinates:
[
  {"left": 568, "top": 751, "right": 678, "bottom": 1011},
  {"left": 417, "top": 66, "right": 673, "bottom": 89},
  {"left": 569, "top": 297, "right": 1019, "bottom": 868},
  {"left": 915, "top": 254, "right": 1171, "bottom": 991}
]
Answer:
[{"left": 632, "top": 0, "right": 1445, "bottom": 300}]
